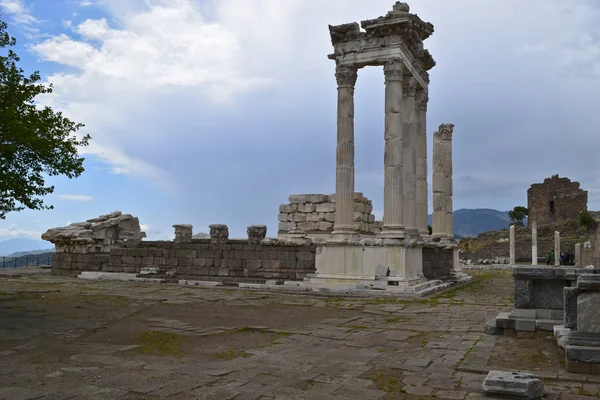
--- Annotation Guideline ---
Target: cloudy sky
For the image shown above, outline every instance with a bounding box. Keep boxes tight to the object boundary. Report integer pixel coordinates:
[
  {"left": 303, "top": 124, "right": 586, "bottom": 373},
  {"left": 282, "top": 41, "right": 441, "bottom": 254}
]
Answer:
[{"left": 1, "top": 0, "right": 600, "bottom": 243}]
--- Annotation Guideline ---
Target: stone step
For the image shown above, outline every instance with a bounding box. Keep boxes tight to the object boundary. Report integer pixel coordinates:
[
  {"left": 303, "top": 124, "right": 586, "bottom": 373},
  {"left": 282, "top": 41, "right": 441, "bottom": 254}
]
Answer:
[{"left": 78, "top": 272, "right": 165, "bottom": 283}]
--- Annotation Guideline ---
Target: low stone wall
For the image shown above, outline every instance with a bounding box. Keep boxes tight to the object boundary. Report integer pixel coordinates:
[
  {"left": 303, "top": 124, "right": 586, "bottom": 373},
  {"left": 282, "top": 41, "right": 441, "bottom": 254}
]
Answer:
[
  {"left": 52, "top": 240, "right": 316, "bottom": 282},
  {"left": 278, "top": 193, "right": 383, "bottom": 237},
  {"left": 423, "top": 247, "right": 453, "bottom": 280}
]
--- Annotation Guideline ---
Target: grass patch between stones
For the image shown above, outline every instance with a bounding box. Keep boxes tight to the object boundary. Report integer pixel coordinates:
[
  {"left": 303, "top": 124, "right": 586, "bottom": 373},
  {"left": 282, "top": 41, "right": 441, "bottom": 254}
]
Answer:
[{"left": 135, "top": 330, "right": 184, "bottom": 355}]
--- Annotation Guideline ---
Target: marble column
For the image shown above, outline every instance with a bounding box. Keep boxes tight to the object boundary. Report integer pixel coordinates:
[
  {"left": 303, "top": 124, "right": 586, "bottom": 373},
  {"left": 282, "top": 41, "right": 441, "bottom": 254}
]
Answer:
[
  {"left": 382, "top": 59, "right": 405, "bottom": 237},
  {"left": 431, "top": 128, "right": 446, "bottom": 238},
  {"left": 333, "top": 64, "right": 358, "bottom": 234},
  {"left": 575, "top": 243, "right": 582, "bottom": 267},
  {"left": 402, "top": 77, "right": 418, "bottom": 237},
  {"left": 432, "top": 124, "right": 454, "bottom": 239},
  {"left": 531, "top": 221, "right": 538, "bottom": 266},
  {"left": 442, "top": 124, "right": 455, "bottom": 239},
  {"left": 555, "top": 231, "right": 561, "bottom": 266},
  {"left": 509, "top": 225, "right": 516, "bottom": 265},
  {"left": 415, "top": 90, "right": 429, "bottom": 236}
]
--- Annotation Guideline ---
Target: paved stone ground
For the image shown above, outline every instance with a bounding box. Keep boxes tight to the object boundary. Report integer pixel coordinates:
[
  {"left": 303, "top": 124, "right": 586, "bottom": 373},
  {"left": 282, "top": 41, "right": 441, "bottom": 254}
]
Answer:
[{"left": 1, "top": 269, "right": 599, "bottom": 399}]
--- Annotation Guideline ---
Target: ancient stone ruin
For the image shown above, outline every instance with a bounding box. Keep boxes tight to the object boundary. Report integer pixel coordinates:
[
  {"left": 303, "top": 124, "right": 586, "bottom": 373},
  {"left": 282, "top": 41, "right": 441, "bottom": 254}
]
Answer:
[
  {"left": 42, "top": 211, "right": 146, "bottom": 253},
  {"left": 528, "top": 175, "right": 588, "bottom": 226},
  {"left": 44, "top": 3, "right": 470, "bottom": 295}
]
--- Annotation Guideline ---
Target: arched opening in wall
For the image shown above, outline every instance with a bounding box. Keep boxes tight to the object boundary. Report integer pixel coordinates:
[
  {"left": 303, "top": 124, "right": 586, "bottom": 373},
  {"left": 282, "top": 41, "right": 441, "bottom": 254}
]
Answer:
[
  {"left": 354, "top": 66, "right": 385, "bottom": 221},
  {"left": 550, "top": 200, "right": 555, "bottom": 215}
]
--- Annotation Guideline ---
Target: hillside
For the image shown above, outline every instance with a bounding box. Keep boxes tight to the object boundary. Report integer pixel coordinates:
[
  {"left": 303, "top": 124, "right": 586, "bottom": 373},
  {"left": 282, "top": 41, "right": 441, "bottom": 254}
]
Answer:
[
  {"left": 428, "top": 208, "right": 517, "bottom": 238},
  {"left": 0, "top": 239, "right": 53, "bottom": 257},
  {"left": 460, "top": 219, "right": 596, "bottom": 262}
]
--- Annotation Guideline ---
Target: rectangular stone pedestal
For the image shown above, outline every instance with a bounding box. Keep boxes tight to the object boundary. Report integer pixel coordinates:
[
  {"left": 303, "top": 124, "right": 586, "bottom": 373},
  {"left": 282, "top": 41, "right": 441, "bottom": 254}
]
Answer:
[{"left": 310, "top": 245, "right": 424, "bottom": 287}]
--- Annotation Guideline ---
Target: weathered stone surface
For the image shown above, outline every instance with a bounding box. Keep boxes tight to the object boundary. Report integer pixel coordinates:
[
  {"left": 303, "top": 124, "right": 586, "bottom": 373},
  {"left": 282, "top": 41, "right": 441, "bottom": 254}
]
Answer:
[
  {"left": 42, "top": 211, "right": 146, "bottom": 254},
  {"left": 578, "top": 292, "right": 600, "bottom": 333},
  {"left": 173, "top": 224, "right": 193, "bottom": 244},
  {"left": 482, "top": 371, "right": 545, "bottom": 399},
  {"left": 564, "top": 287, "right": 580, "bottom": 329},
  {"left": 528, "top": 175, "right": 588, "bottom": 227},
  {"left": 209, "top": 225, "right": 229, "bottom": 245},
  {"left": 514, "top": 279, "right": 532, "bottom": 309},
  {"left": 247, "top": 225, "right": 267, "bottom": 245}
]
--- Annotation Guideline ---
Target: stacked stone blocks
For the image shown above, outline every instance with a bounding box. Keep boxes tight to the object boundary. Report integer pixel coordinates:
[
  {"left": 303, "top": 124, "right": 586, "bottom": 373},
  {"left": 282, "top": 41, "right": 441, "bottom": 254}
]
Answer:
[{"left": 278, "top": 193, "right": 382, "bottom": 236}]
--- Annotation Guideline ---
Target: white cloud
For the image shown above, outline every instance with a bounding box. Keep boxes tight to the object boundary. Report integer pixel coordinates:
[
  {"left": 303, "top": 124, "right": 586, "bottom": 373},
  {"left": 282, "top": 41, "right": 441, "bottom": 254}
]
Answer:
[
  {"left": 0, "top": 0, "right": 37, "bottom": 25},
  {"left": 54, "top": 194, "right": 93, "bottom": 201},
  {"left": 0, "top": 224, "right": 42, "bottom": 240}
]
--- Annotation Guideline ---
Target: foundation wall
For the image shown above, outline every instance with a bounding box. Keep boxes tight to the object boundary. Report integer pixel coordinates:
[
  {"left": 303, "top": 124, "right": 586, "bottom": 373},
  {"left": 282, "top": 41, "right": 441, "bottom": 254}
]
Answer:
[
  {"left": 422, "top": 247, "right": 453, "bottom": 280},
  {"left": 51, "top": 240, "right": 316, "bottom": 281}
]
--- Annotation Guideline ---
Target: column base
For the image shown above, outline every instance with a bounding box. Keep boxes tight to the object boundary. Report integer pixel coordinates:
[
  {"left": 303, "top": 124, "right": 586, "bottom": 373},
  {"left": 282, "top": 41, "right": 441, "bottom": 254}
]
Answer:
[{"left": 379, "top": 225, "right": 406, "bottom": 239}]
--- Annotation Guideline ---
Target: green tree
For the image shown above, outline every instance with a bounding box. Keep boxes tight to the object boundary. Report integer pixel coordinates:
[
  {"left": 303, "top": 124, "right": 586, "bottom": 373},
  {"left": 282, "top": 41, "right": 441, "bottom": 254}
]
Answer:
[
  {"left": 580, "top": 210, "right": 596, "bottom": 230},
  {"left": 508, "top": 206, "right": 529, "bottom": 224},
  {"left": 0, "top": 17, "right": 90, "bottom": 219}
]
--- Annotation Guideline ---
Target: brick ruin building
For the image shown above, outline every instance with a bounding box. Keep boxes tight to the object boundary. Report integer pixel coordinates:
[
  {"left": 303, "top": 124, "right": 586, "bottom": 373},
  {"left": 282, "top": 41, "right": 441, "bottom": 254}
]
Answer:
[{"left": 528, "top": 175, "right": 588, "bottom": 226}]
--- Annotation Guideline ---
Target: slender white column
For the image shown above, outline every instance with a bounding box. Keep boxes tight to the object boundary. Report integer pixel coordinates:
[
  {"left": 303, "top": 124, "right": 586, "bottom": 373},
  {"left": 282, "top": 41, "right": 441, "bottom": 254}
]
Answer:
[
  {"left": 509, "top": 225, "right": 516, "bottom": 265},
  {"left": 442, "top": 124, "right": 455, "bottom": 239},
  {"left": 333, "top": 64, "right": 358, "bottom": 234},
  {"left": 575, "top": 243, "right": 581, "bottom": 267},
  {"left": 531, "top": 221, "right": 538, "bottom": 265},
  {"left": 432, "top": 129, "right": 446, "bottom": 238},
  {"left": 382, "top": 59, "right": 405, "bottom": 238},
  {"left": 554, "top": 231, "right": 561, "bottom": 266},
  {"left": 402, "top": 77, "right": 418, "bottom": 237},
  {"left": 415, "top": 91, "right": 429, "bottom": 236}
]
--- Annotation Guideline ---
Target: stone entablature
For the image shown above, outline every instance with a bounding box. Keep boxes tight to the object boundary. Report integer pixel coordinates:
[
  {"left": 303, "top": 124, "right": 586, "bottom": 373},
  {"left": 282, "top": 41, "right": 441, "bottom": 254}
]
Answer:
[
  {"left": 41, "top": 211, "right": 146, "bottom": 254},
  {"left": 528, "top": 175, "right": 588, "bottom": 227},
  {"left": 277, "top": 193, "right": 382, "bottom": 237}
]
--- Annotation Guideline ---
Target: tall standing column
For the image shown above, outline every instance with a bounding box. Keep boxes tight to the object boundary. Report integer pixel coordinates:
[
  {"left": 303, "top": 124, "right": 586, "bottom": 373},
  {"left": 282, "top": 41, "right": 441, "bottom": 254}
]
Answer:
[
  {"left": 575, "top": 243, "right": 582, "bottom": 267},
  {"left": 432, "top": 128, "right": 446, "bottom": 238},
  {"left": 441, "top": 124, "right": 455, "bottom": 239},
  {"left": 554, "top": 231, "right": 561, "bottom": 266},
  {"left": 531, "top": 221, "right": 538, "bottom": 266},
  {"left": 333, "top": 64, "right": 358, "bottom": 234},
  {"left": 382, "top": 59, "right": 405, "bottom": 237},
  {"left": 415, "top": 91, "right": 429, "bottom": 236},
  {"left": 402, "top": 77, "right": 418, "bottom": 237},
  {"left": 509, "top": 225, "right": 516, "bottom": 265}
]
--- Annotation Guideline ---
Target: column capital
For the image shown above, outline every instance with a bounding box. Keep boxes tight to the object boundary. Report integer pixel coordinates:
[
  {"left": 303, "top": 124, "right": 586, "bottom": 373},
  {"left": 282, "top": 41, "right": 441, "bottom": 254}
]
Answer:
[
  {"left": 402, "top": 77, "right": 417, "bottom": 97},
  {"left": 335, "top": 64, "right": 358, "bottom": 88},
  {"left": 384, "top": 58, "right": 404, "bottom": 82},
  {"left": 438, "top": 123, "right": 454, "bottom": 140},
  {"left": 415, "top": 90, "right": 429, "bottom": 111}
]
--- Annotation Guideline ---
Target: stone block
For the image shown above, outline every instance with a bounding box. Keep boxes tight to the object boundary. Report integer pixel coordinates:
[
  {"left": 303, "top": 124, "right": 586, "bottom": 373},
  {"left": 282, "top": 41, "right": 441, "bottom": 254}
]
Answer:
[
  {"left": 209, "top": 224, "right": 229, "bottom": 244},
  {"left": 564, "top": 287, "right": 580, "bottom": 329},
  {"left": 514, "top": 279, "right": 533, "bottom": 309},
  {"left": 278, "top": 213, "right": 289, "bottom": 222},
  {"left": 316, "top": 221, "right": 334, "bottom": 231},
  {"left": 298, "top": 203, "right": 316, "bottom": 213},
  {"left": 316, "top": 203, "right": 335, "bottom": 213},
  {"left": 566, "top": 345, "right": 600, "bottom": 364},
  {"left": 279, "top": 204, "right": 295, "bottom": 213},
  {"left": 482, "top": 371, "right": 545, "bottom": 399},
  {"left": 354, "top": 203, "right": 366, "bottom": 213},
  {"left": 307, "top": 194, "right": 329, "bottom": 203},
  {"left": 577, "top": 274, "right": 600, "bottom": 291},
  {"left": 289, "top": 195, "right": 307, "bottom": 204},
  {"left": 278, "top": 222, "right": 294, "bottom": 232},
  {"left": 247, "top": 225, "right": 267, "bottom": 245},
  {"left": 298, "top": 222, "right": 316, "bottom": 231},
  {"left": 578, "top": 292, "right": 600, "bottom": 333},
  {"left": 368, "top": 214, "right": 375, "bottom": 223},
  {"left": 515, "top": 319, "right": 536, "bottom": 332},
  {"left": 305, "top": 213, "right": 321, "bottom": 222},
  {"left": 324, "top": 213, "right": 336, "bottom": 222},
  {"left": 290, "top": 213, "right": 307, "bottom": 222}
]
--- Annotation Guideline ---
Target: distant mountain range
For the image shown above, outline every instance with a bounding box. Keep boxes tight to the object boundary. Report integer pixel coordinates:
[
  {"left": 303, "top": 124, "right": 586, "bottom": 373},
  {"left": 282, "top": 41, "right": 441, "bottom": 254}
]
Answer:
[
  {"left": 0, "top": 239, "right": 54, "bottom": 257},
  {"left": 428, "top": 208, "right": 521, "bottom": 238}
]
